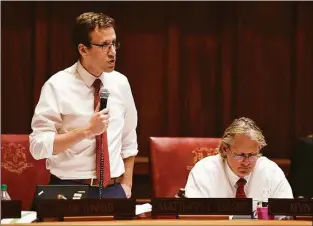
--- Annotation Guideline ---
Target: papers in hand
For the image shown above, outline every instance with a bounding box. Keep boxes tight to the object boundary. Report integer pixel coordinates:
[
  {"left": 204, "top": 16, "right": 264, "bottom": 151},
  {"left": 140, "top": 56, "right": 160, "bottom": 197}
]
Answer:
[{"left": 1, "top": 211, "right": 37, "bottom": 224}]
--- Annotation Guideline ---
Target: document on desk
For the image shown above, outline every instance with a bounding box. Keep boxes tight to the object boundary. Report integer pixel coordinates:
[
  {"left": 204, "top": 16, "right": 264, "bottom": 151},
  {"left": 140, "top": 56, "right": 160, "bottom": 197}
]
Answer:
[
  {"left": 1, "top": 211, "right": 37, "bottom": 224},
  {"left": 136, "top": 203, "right": 152, "bottom": 215}
]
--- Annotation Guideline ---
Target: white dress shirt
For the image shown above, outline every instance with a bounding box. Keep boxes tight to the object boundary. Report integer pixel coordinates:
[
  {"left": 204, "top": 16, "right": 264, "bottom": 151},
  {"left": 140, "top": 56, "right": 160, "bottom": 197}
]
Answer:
[
  {"left": 29, "top": 61, "right": 138, "bottom": 179},
  {"left": 185, "top": 154, "right": 293, "bottom": 202}
]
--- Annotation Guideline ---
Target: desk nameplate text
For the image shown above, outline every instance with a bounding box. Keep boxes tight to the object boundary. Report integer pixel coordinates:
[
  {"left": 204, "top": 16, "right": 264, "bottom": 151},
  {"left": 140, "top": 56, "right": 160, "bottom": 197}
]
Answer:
[
  {"left": 35, "top": 199, "right": 135, "bottom": 219},
  {"left": 268, "top": 198, "right": 313, "bottom": 216},
  {"left": 151, "top": 198, "right": 253, "bottom": 217}
]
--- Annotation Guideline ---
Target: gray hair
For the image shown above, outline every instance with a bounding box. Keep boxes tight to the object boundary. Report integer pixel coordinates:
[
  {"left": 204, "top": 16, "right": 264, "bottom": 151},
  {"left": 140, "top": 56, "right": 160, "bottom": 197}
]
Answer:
[{"left": 217, "top": 117, "right": 267, "bottom": 158}]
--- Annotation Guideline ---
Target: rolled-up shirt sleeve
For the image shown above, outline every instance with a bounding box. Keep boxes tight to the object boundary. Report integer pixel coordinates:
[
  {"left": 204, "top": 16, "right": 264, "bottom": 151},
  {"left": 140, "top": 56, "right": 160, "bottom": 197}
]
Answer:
[
  {"left": 120, "top": 78, "right": 138, "bottom": 159},
  {"left": 29, "top": 82, "right": 62, "bottom": 160}
]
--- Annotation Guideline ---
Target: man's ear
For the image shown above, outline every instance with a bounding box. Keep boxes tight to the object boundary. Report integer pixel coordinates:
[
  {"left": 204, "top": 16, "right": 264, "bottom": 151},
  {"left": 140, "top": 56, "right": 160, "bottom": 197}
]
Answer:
[
  {"left": 78, "top": 44, "right": 88, "bottom": 57},
  {"left": 220, "top": 143, "right": 228, "bottom": 155}
]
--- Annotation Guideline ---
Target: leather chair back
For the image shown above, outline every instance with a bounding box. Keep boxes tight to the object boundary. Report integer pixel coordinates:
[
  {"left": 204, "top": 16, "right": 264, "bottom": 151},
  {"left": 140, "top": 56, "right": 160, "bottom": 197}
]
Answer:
[
  {"left": 288, "top": 136, "right": 313, "bottom": 198},
  {"left": 149, "top": 137, "right": 221, "bottom": 197},
  {"left": 1, "top": 134, "right": 50, "bottom": 210}
]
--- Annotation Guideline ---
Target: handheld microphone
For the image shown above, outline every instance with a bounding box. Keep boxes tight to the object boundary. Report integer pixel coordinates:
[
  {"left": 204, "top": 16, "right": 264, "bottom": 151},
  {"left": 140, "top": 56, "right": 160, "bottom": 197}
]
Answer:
[
  {"left": 99, "top": 88, "right": 110, "bottom": 110},
  {"left": 98, "top": 87, "right": 110, "bottom": 199}
]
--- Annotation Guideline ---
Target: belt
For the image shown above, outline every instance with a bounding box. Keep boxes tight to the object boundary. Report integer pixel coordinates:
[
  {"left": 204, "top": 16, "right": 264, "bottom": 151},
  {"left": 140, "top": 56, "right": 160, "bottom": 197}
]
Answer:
[{"left": 71, "top": 176, "right": 123, "bottom": 187}]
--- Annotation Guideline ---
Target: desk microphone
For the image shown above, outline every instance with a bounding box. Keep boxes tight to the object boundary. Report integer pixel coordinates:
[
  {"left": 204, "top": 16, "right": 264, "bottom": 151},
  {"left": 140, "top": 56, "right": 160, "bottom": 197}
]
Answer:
[{"left": 57, "top": 194, "right": 67, "bottom": 200}]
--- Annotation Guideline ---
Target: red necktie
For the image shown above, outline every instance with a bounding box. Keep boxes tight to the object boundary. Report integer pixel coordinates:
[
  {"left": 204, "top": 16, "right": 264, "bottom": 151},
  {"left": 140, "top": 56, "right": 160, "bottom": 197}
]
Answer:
[
  {"left": 93, "top": 79, "right": 111, "bottom": 187},
  {"left": 236, "top": 178, "right": 247, "bottom": 198}
]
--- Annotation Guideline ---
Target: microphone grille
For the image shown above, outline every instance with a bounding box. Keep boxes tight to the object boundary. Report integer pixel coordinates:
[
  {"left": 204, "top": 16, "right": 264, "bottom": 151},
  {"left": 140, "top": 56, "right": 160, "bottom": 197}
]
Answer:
[{"left": 100, "top": 88, "right": 110, "bottom": 98}]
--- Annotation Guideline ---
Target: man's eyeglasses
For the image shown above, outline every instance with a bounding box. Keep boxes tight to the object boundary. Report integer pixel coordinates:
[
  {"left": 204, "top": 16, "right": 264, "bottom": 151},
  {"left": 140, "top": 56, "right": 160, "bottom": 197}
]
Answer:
[
  {"left": 89, "top": 40, "right": 120, "bottom": 52},
  {"left": 226, "top": 146, "right": 261, "bottom": 162}
]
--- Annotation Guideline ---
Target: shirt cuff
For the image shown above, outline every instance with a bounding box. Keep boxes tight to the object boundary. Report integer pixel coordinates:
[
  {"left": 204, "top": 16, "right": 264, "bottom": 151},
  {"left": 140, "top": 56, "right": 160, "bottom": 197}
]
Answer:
[{"left": 121, "top": 149, "right": 138, "bottom": 159}]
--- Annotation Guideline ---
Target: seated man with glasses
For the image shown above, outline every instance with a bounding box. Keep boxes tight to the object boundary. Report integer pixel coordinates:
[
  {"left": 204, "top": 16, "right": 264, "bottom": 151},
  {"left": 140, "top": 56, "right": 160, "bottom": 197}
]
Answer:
[{"left": 184, "top": 117, "right": 293, "bottom": 201}]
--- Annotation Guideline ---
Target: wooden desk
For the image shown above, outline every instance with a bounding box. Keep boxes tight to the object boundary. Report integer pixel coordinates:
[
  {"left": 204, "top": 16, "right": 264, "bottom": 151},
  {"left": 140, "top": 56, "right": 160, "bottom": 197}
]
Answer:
[{"left": 1, "top": 219, "right": 312, "bottom": 226}]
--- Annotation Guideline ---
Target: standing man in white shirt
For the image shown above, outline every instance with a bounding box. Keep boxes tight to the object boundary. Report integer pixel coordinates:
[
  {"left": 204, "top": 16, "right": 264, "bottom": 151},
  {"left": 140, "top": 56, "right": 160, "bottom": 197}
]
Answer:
[
  {"left": 29, "top": 12, "right": 138, "bottom": 198},
  {"left": 185, "top": 117, "right": 293, "bottom": 202}
]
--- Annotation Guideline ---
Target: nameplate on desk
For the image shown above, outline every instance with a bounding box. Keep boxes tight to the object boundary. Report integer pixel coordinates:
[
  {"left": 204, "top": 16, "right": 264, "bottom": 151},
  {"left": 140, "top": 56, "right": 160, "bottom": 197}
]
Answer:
[
  {"left": 151, "top": 198, "right": 252, "bottom": 216},
  {"left": 268, "top": 198, "right": 313, "bottom": 216},
  {"left": 1, "top": 200, "right": 22, "bottom": 219},
  {"left": 35, "top": 199, "right": 136, "bottom": 219}
]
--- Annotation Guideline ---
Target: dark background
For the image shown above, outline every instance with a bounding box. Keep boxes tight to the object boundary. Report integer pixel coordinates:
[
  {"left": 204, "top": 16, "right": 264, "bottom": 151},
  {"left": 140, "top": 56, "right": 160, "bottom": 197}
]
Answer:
[{"left": 2, "top": 1, "right": 313, "bottom": 198}]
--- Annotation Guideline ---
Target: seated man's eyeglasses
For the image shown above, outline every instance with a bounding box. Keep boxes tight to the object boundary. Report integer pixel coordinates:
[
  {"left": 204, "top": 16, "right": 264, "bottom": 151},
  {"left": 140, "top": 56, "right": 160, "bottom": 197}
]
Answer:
[
  {"left": 89, "top": 40, "right": 120, "bottom": 52},
  {"left": 226, "top": 146, "right": 262, "bottom": 162}
]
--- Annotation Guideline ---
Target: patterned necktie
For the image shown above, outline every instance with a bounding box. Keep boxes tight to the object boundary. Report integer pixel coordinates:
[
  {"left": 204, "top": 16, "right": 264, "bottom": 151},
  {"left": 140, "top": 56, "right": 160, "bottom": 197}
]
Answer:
[
  {"left": 92, "top": 79, "right": 111, "bottom": 188},
  {"left": 236, "top": 178, "right": 247, "bottom": 198}
]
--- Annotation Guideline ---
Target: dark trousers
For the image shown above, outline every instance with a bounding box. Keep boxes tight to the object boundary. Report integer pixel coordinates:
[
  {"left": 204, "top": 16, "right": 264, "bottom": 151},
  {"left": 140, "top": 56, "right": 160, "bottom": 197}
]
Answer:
[{"left": 49, "top": 174, "right": 126, "bottom": 199}]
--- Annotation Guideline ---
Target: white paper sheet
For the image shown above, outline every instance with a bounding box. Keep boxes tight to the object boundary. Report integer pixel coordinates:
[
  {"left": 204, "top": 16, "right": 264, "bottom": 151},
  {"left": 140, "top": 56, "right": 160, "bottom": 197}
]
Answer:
[{"left": 135, "top": 203, "right": 152, "bottom": 215}]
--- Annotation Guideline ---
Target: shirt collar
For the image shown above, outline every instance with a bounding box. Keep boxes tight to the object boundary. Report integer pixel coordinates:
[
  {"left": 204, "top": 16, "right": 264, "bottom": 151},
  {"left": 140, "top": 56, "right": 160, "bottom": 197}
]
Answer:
[
  {"left": 224, "top": 159, "right": 251, "bottom": 188},
  {"left": 76, "top": 60, "right": 105, "bottom": 88}
]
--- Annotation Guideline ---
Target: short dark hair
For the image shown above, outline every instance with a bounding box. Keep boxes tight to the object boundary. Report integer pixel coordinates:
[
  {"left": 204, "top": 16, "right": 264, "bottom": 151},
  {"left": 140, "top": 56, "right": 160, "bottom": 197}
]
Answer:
[{"left": 72, "top": 12, "right": 115, "bottom": 57}]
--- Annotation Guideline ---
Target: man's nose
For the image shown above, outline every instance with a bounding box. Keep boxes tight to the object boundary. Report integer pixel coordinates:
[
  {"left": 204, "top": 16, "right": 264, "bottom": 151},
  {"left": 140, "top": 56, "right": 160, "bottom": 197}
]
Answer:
[
  {"left": 108, "top": 45, "right": 116, "bottom": 56},
  {"left": 241, "top": 157, "right": 250, "bottom": 165}
]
